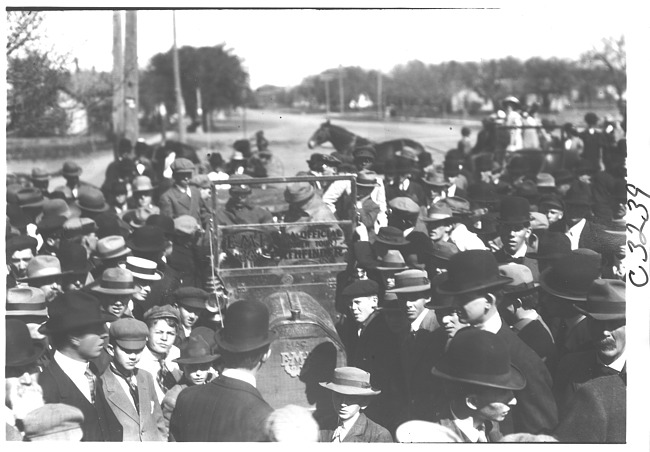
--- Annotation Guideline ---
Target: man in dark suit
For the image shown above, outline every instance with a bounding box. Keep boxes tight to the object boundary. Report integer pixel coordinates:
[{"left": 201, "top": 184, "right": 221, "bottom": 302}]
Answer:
[
  {"left": 101, "top": 318, "right": 166, "bottom": 441},
  {"left": 387, "top": 197, "right": 433, "bottom": 269},
  {"left": 38, "top": 291, "right": 123, "bottom": 441},
  {"left": 169, "top": 300, "right": 275, "bottom": 441},
  {"left": 436, "top": 250, "right": 558, "bottom": 435},
  {"left": 553, "top": 279, "right": 626, "bottom": 418},
  {"left": 158, "top": 158, "right": 210, "bottom": 226}
]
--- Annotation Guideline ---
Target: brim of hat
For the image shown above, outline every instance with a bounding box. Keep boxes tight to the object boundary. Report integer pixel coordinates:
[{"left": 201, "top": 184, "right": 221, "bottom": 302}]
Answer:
[
  {"left": 424, "top": 300, "right": 455, "bottom": 310},
  {"left": 431, "top": 363, "right": 526, "bottom": 391},
  {"left": 5, "top": 340, "right": 47, "bottom": 368},
  {"left": 6, "top": 308, "right": 49, "bottom": 317},
  {"left": 100, "top": 248, "right": 132, "bottom": 260},
  {"left": 62, "top": 170, "right": 82, "bottom": 177},
  {"left": 91, "top": 286, "right": 138, "bottom": 295},
  {"left": 502, "top": 284, "right": 540, "bottom": 299},
  {"left": 436, "top": 276, "right": 513, "bottom": 295},
  {"left": 173, "top": 354, "right": 221, "bottom": 365},
  {"left": 421, "top": 215, "right": 453, "bottom": 224},
  {"left": 214, "top": 329, "right": 278, "bottom": 353},
  {"left": 376, "top": 265, "right": 409, "bottom": 272},
  {"left": 356, "top": 182, "right": 378, "bottom": 188},
  {"left": 17, "top": 271, "right": 67, "bottom": 283},
  {"left": 38, "top": 313, "right": 115, "bottom": 334},
  {"left": 115, "top": 339, "right": 147, "bottom": 350},
  {"left": 318, "top": 381, "right": 381, "bottom": 396},
  {"left": 74, "top": 202, "right": 109, "bottom": 213},
  {"left": 179, "top": 300, "right": 208, "bottom": 310},
  {"left": 538, "top": 268, "right": 587, "bottom": 302},
  {"left": 375, "top": 237, "right": 409, "bottom": 246},
  {"left": 572, "top": 305, "right": 625, "bottom": 321},
  {"left": 131, "top": 270, "right": 163, "bottom": 281},
  {"left": 387, "top": 284, "right": 431, "bottom": 294},
  {"left": 125, "top": 239, "right": 166, "bottom": 253}
]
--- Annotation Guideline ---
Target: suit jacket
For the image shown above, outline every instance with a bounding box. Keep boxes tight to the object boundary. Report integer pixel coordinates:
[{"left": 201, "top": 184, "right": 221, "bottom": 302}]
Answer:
[
  {"left": 101, "top": 367, "right": 166, "bottom": 441},
  {"left": 169, "top": 375, "right": 273, "bottom": 442},
  {"left": 158, "top": 185, "right": 209, "bottom": 225},
  {"left": 318, "top": 413, "right": 393, "bottom": 442},
  {"left": 554, "top": 375, "right": 625, "bottom": 443},
  {"left": 39, "top": 358, "right": 123, "bottom": 441},
  {"left": 495, "top": 324, "right": 558, "bottom": 435},
  {"left": 553, "top": 349, "right": 626, "bottom": 415}
]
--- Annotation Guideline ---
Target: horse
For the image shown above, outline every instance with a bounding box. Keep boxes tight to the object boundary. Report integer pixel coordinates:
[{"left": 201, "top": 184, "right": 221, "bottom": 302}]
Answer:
[{"left": 307, "top": 120, "right": 426, "bottom": 173}]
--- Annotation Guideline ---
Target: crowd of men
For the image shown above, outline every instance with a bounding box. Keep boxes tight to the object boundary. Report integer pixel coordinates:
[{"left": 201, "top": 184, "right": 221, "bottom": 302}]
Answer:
[{"left": 5, "top": 102, "right": 628, "bottom": 442}]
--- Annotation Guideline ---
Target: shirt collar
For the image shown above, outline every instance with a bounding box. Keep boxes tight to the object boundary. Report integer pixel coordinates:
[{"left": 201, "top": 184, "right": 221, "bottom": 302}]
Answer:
[
  {"left": 598, "top": 349, "right": 626, "bottom": 373},
  {"left": 511, "top": 242, "right": 528, "bottom": 258},
  {"left": 477, "top": 311, "right": 503, "bottom": 334},
  {"left": 403, "top": 227, "right": 415, "bottom": 237},
  {"left": 451, "top": 405, "right": 483, "bottom": 443},
  {"left": 222, "top": 368, "right": 257, "bottom": 388},
  {"left": 54, "top": 350, "right": 88, "bottom": 375},
  {"left": 339, "top": 411, "right": 361, "bottom": 438},
  {"left": 411, "top": 308, "right": 429, "bottom": 332},
  {"left": 567, "top": 218, "right": 586, "bottom": 237}
]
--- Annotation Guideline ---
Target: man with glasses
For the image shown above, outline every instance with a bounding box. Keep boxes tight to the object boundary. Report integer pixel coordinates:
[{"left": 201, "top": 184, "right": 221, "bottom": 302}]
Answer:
[{"left": 158, "top": 158, "right": 209, "bottom": 226}]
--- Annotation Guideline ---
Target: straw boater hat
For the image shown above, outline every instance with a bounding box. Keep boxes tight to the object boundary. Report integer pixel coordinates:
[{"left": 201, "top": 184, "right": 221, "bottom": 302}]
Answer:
[
  {"left": 319, "top": 367, "right": 381, "bottom": 396},
  {"left": 121, "top": 256, "right": 163, "bottom": 281}
]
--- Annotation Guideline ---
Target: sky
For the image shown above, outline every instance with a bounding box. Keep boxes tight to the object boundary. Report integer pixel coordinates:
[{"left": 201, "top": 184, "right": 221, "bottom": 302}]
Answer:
[{"left": 29, "top": 4, "right": 634, "bottom": 90}]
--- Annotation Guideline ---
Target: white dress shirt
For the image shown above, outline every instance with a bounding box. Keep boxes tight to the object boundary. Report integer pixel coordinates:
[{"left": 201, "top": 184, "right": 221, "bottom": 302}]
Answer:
[
  {"left": 451, "top": 406, "right": 486, "bottom": 442},
  {"left": 221, "top": 368, "right": 257, "bottom": 388},
  {"left": 476, "top": 311, "right": 503, "bottom": 334},
  {"left": 566, "top": 218, "right": 586, "bottom": 250},
  {"left": 137, "top": 345, "right": 180, "bottom": 403},
  {"left": 54, "top": 351, "right": 93, "bottom": 403},
  {"left": 410, "top": 308, "right": 429, "bottom": 333},
  {"left": 332, "top": 411, "right": 361, "bottom": 442},
  {"left": 598, "top": 349, "right": 626, "bottom": 373}
]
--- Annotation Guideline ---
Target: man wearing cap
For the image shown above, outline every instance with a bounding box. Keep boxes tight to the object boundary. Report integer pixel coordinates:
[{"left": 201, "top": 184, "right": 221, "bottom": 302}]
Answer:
[
  {"left": 172, "top": 287, "right": 211, "bottom": 346},
  {"left": 6, "top": 234, "right": 37, "bottom": 286},
  {"left": 137, "top": 306, "right": 182, "bottom": 403},
  {"left": 223, "top": 175, "right": 273, "bottom": 225},
  {"left": 387, "top": 197, "right": 432, "bottom": 269},
  {"left": 17, "top": 255, "right": 65, "bottom": 303},
  {"left": 101, "top": 318, "right": 166, "bottom": 441},
  {"left": 158, "top": 158, "right": 209, "bottom": 224},
  {"left": 170, "top": 300, "right": 275, "bottom": 441},
  {"left": 497, "top": 264, "right": 556, "bottom": 372},
  {"left": 5, "top": 319, "right": 47, "bottom": 439},
  {"left": 553, "top": 280, "right": 625, "bottom": 443},
  {"left": 430, "top": 328, "right": 526, "bottom": 442},
  {"left": 338, "top": 279, "right": 400, "bottom": 431},
  {"left": 437, "top": 250, "right": 557, "bottom": 434},
  {"left": 318, "top": 367, "right": 393, "bottom": 442},
  {"left": 387, "top": 269, "right": 442, "bottom": 423},
  {"left": 38, "top": 291, "right": 123, "bottom": 441},
  {"left": 163, "top": 335, "right": 220, "bottom": 433},
  {"left": 553, "top": 279, "right": 626, "bottom": 408},
  {"left": 492, "top": 196, "right": 539, "bottom": 280}
]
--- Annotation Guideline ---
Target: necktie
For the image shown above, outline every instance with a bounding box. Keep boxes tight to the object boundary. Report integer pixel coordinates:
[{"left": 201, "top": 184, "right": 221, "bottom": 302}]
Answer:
[
  {"left": 157, "top": 358, "right": 175, "bottom": 394},
  {"left": 112, "top": 366, "right": 140, "bottom": 413},
  {"left": 84, "top": 365, "right": 96, "bottom": 404},
  {"left": 331, "top": 422, "right": 345, "bottom": 442}
]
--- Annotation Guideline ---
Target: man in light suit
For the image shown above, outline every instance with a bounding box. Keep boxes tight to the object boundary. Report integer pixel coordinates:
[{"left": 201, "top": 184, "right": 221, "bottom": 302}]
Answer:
[
  {"left": 158, "top": 158, "right": 209, "bottom": 226},
  {"left": 101, "top": 318, "right": 166, "bottom": 441}
]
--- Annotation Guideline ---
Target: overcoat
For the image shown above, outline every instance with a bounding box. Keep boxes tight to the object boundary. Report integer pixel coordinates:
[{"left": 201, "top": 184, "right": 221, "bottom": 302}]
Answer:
[
  {"left": 101, "top": 368, "right": 166, "bottom": 441},
  {"left": 158, "top": 185, "right": 209, "bottom": 224},
  {"left": 318, "top": 413, "right": 393, "bottom": 442}
]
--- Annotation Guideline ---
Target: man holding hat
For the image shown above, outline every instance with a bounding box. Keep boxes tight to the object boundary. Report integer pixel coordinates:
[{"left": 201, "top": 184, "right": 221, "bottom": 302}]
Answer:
[
  {"left": 170, "top": 300, "right": 276, "bottom": 441},
  {"left": 318, "top": 367, "right": 393, "bottom": 442},
  {"left": 158, "top": 158, "right": 209, "bottom": 224},
  {"left": 101, "top": 318, "right": 166, "bottom": 441},
  {"left": 436, "top": 250, "right": 557, "bottom": 434},
  {"left": 5, "top": 318, "right": 47, "bottom": 439},
  {"left": 430, "top": 328, "right": 526, "bottom": 442},
  {"left": 224, "top": 175, "right": 273, "bottom": 225},
  {"left": 38, "top": 291, "right": 123, "bottom": 441}
]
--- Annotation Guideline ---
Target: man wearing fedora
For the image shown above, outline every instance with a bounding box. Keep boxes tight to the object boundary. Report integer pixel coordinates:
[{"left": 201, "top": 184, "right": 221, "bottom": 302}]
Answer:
[
  {"left": 90, "top": 267, "right": 139, "bottom": 319},
  {"left": 302, "top": 152, "right": 342, "bottom": 192},
  {"left": 62, "top": 217, "right": 99, "bottom": 259},
  {"left": 553, "top": 280, "right": 626, "bottom": 411},
  {"left": 6, "top": 287, "right": 50, "bottom": 343},
  {"left": 163, "top": 335, "right": 220, "bottom": 433},
  {"left": 158, "top": 158, "right": 210, "bottom": 225},
  {"left": 284, "top": 180, "right": 338, "bottom": 223},
  {"left": 172, "top": 287, "right": 212, "bottom": 346},
  {"left": 5, "top": 318, "right": 48, "bottom": 439},
  {"left": 318, "top": 367, "right": 393, "bottom": 442},
  {"left": 430, "top": 328, "right": 526, "bottom": 442},
  {"left": 492, "top": 196, "right": 540, "bottom": 280},
  {"left": 436, "top": 250, "right": 557, "bottom": 435},
  {"left": 337, "top": 279, "right": 401, "bottom": 432},
  {"left": 75, "top": 186, "right": 112, "bottom": 221},
  {"left": 100, "top": 318, "right": 166, "bottom": 441},
  {"left": 17, "top": 255, "right": 65, "bottom": 303},
  {"left": 170, "top": 300, "right": 275, "bottom": 441},
  {"left": 91, "top": 235, "right": 132, "bottom": 280},
  {"left": 38, "top": 291, "right": 123, "bottom": 441},
  {"left": 539, "top": 249, "right": 602, "bottom": 359}
]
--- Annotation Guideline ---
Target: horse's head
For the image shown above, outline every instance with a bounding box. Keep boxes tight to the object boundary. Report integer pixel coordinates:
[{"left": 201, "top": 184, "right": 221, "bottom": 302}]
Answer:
[{"left": 307, "top": 121, "right": 332, "bottom": 149}]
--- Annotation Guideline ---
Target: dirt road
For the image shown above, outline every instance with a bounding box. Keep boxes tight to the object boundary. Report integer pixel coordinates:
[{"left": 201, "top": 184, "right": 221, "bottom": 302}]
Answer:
[{"left": 7, "top": 109, "right": 470, "bottom": 188}]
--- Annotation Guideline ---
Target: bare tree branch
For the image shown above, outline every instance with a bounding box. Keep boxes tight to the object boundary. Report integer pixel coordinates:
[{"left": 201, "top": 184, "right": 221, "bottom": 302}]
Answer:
[{"left": 7, "top": 11, "right": 44, "bottom": 57}]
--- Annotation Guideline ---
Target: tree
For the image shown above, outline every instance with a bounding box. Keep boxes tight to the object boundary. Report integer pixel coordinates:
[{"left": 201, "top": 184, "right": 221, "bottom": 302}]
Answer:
[
  {"left": 6, "top": 10, "right": 44, "bottom": 58},
  {"left": 523, "top": 57, "right": 576, "bottom": 111},
  {"left": 68, "top": 69, "right": 114, "bottom": 135},
  {"left": 580, "top": 36, "right": 626, "bottom": 115}
]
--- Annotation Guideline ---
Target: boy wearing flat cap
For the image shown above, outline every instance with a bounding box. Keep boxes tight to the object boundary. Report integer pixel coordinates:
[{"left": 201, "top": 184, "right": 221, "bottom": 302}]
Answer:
[
  {"left": 170, "top": 300, "right": 275, "bottom": 441},
  {"left": 431, "top": 328, "right": 526, "bottom": 442},
  {"left": 318, "top": 367, "right": 392, "bottom": 442},
  {"left": 101, "top": 318, "right": 166, "bottom": 441}
]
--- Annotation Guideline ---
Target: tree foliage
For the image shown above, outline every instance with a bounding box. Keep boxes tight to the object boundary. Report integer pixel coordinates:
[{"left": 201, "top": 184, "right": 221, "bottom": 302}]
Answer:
[
  {"left": 140, "top": 44, "right": 250, "bottom": 123},
  {"left": 580, "top": 36, "right": 626, "bottom": 113},
  {"left": 6, "top": 10, "right": 44, "bottom": 58}
]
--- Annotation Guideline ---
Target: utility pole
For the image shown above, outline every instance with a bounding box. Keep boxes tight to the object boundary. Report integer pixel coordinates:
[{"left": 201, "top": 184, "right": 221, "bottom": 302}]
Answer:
[
  {"left": 338, "top": 65, "right": 344, "bottom": 114},
  {"left": 172, "top": 10, "right": 186, "bottom": 143},
  {"left": 111, "top": 11, "right": 124, "bottom": 159},
  {"left": 124, "top": 11, "right": 139, "bottom": 146},
  {"left": 377, "top": 71, "right": 383, "bottom": 120},
  {"left": 320, "top": 73, "right": 334, "bottom": 115}
]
